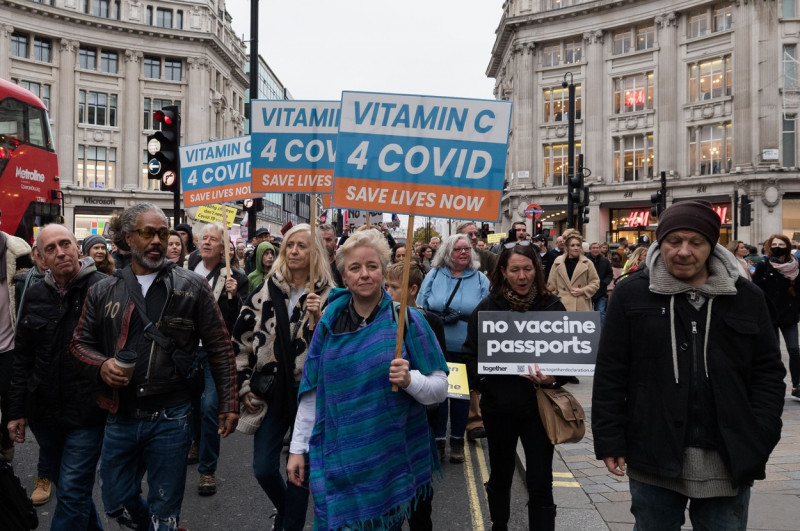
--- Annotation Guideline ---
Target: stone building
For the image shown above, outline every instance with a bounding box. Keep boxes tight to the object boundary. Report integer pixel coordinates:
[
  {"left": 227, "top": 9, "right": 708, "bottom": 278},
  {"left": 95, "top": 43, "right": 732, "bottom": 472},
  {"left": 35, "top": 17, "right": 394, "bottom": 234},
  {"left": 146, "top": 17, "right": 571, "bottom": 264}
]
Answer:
[{"left": 491, "top": 0, "right": 800, "bottom": 247}]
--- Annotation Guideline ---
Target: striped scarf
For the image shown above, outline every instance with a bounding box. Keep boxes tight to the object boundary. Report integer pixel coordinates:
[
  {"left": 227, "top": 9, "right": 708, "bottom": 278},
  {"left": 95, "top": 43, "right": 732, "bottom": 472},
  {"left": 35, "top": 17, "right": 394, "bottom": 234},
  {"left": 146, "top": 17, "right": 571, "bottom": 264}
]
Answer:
[{"left": 300, "top": 290, "right": 449, "bottom": 530}]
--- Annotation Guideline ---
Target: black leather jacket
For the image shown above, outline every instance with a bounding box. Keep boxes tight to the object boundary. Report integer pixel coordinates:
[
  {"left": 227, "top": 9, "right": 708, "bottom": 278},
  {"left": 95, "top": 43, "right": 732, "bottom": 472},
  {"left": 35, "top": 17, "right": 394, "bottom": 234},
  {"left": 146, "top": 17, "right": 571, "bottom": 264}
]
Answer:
[
  {"left": 70, "top": 261, "right": 238, "bottom": 414},
  {"left": 10, "top": 262, "right": 107, "bottom": 427}
]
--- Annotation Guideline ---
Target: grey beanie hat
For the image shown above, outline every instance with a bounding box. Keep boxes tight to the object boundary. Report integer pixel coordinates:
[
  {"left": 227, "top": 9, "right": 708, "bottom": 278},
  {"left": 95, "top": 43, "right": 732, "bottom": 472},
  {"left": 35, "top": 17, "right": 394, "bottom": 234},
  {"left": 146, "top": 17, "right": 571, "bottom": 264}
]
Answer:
[{"left": 82, "top": 234, "right": 107, "bottom": 255}]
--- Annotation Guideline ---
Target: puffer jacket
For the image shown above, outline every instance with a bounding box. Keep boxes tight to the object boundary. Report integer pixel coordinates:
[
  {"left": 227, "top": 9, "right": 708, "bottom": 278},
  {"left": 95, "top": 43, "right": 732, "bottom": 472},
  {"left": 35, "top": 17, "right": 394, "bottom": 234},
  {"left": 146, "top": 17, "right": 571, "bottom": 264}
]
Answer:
[
  {"left": 70, "top": 261, "right": 238, "bottom": 414},
  {"left": 10, "top": 260, "right": 106, "bottom": 427}
]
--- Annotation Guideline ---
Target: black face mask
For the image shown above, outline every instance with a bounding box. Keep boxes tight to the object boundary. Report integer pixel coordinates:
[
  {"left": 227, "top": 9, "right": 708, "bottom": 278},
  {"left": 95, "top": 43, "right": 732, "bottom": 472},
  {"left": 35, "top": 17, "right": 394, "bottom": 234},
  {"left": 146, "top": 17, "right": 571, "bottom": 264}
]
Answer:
[{"left": 772, "top": 246, "right": 789, "bottom": 257}]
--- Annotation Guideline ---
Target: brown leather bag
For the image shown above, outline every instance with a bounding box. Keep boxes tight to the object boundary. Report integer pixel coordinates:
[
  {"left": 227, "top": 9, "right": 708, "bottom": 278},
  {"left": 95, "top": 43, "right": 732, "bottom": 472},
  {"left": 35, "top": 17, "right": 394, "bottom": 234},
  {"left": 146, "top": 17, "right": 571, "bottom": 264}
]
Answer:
[{"left": 536, "top": 386, "right": 586, "bottom": 444}]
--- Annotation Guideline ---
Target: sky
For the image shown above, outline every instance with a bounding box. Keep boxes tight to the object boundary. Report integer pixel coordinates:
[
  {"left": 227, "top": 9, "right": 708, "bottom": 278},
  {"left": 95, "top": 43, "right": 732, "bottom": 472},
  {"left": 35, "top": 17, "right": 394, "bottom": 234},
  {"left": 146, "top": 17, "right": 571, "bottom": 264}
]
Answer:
[{"left": 226, "top": 1, "right": 502, "bottom": 101}]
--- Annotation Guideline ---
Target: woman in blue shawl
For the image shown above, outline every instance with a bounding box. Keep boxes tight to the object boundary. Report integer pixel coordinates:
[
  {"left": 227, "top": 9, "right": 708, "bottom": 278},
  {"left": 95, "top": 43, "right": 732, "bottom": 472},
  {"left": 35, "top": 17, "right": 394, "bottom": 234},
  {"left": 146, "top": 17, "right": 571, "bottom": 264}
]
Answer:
[{"left": 287, "top": 227, "right": 449, "bottom": 530}]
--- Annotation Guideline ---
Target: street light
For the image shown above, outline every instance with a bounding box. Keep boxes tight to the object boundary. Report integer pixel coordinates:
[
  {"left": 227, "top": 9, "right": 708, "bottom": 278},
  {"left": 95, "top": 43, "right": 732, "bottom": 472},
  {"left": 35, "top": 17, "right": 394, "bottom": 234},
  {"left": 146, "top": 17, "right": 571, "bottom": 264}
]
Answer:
[{"left": 563, "top": 72, "right": 576, "bottom": 229}]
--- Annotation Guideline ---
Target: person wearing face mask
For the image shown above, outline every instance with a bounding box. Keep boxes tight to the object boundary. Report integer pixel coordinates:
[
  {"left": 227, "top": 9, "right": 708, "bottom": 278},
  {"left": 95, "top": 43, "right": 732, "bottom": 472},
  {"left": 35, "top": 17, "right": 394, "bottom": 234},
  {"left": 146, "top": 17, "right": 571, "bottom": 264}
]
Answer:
[{"left": 753, "top": 233, "right": 800, "bottom": 400}]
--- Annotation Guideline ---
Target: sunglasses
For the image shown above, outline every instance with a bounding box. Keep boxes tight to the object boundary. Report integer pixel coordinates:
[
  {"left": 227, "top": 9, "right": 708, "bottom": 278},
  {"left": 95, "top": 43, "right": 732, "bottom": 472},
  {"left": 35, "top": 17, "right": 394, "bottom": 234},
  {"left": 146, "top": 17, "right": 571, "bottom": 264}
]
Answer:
[
  {"left": 504, "top": 240, "right": 533, "bottom": 249},
  {"left": 132, "top": 227, "right": 170, "bottom": 240}
]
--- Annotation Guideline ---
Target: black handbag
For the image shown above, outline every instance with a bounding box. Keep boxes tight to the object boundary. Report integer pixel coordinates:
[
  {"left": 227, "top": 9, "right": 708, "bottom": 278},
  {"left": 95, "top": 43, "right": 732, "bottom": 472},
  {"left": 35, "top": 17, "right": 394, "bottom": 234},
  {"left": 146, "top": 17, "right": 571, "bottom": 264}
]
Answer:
[
  {"left": 249, "top": 362, "right": 277, "bottom": 400},
  {"left": 427, "top": 277, "right": 463, "bottom": 325}
]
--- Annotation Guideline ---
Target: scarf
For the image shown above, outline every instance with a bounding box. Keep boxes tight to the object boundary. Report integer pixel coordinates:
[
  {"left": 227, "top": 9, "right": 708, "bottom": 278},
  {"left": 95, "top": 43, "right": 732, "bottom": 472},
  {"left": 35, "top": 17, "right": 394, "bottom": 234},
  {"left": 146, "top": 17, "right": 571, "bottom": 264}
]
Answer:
[
  {"left": 770, "top": 256, "right": 799, "bottom": 281},
  {"left": 503, "top": 282, "right": 538, "bottom": 311},
  {"left": 300, "top": 290, "right": 449, "bottom": 530}
]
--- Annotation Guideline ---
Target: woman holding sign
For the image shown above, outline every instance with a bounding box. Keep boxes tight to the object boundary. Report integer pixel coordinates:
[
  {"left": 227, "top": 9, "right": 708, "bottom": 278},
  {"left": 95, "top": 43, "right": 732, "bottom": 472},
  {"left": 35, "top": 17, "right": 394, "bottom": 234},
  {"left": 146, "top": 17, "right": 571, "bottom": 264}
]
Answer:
[
  {"left": 286, "top": 228, "right": 448, "bottom": 531},
  {"left": 462, "top": 241, "right": 568, "bottom": 531}
]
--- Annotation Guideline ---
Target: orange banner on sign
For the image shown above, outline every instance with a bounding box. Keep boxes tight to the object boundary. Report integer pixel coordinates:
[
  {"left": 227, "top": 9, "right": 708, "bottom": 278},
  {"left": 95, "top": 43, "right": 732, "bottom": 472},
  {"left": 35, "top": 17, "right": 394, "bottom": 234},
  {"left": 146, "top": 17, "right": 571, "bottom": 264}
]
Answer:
[
  {"left": 251, "top": 168, "right": 333, "bottom": 193},
  {"left": 184, "top": 183, "right": 252, "bottom": 207},
  {"left": 332, "top": 178, "right": 501, "bottom": 220}
]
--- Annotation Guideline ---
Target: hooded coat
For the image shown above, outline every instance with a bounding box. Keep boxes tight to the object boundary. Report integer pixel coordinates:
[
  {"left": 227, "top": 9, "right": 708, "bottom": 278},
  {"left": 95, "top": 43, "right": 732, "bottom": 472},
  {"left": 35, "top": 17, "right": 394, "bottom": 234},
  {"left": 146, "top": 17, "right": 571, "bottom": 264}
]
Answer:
[{"left": 247, "top": 241, "right": 275, "bottom": 294}]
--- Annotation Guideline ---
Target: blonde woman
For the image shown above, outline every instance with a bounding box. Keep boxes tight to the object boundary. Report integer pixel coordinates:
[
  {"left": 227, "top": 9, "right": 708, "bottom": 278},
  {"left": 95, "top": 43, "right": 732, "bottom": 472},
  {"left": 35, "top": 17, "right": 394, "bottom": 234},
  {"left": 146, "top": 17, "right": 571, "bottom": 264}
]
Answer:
[{"left": 546, "top": 229, "right": 599, "bottom": 311}]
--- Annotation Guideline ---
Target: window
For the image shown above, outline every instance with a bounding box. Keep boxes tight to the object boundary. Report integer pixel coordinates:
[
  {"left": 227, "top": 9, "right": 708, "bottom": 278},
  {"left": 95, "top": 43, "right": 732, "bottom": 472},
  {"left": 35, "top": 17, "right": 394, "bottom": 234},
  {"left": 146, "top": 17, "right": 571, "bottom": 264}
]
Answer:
[
  {"left": 543, "top": 0, "right": 577, "bottom": 8},
  {"left": 100, "top": 50, "right": 118, "bottom": 74},
  {"left": 689, "top": 56, "right": 732, "bottom": 101},
  {"left": 614, "top": 135, "right": 654, "bottom": 182},
  {"left": 564, "top": 41, "right": 582, "bottom": 64},
  {"left": 613, "top": 73, "right": 654, "bottom": 114},
  {"left": 176, "top": 10, "right": 184, "bottom": 29},
  {"left": 164, "top": 59, "right": 182, "bottom": 81},
  {"left": 77, "top": 145, "right": 116, "bottom": 189},
  {"left": 11, "top": 33, "right": 28, "bottom": 58},
  {"left": 689, "top": 5, "right": 733, "bottom": 38},
  {"left": 0, "top": 96, "right": 52, "bottom": 149},
  {"left": 689, "top": 12, "right": 709, "bottom": 38},
  {"left": 156, "top": 8, "right": 173, "bottom": 28},
  {"left": 690, "top": 123, "right": 733, "bottom": 175},
  {"left": 543, "top": 143, "right": 581, "bottom": 187},
  {"left": 78, "top": 90, "right": 118, "bottom": 127},
  {"left": 543, "top": 85, "right": 582, "bottom": 123},
  {"left": 16, "top": 80, "right": 51, "bottom": 110},
  {"left": 146, "top": 6, "right": 153, "bottom": 25},
  {"left": 144, "top": 56, "right": 161, "bottom": 79},
  {"left": 783, "top": 0, "right": 797, "bottom": 18},
  {"left": 613, "top": 26, "right": 654, "bottom": 55},
  {"left": 785, "top": 44, "right": 798, "bottom": 89},
  {"left": 713, "top": 6, "right": 733, "bottom": 31},
  {"left": 92, "top": 0, "right": 110, "bottom": 17},
  {"left": 143, "top": 98, "right": 180, "bottom": 130},
  {"left": 783, "top": 115, "right": 796, "bottom": 168},
  {"left": 33, "top": 38, "right": 51, "bottom": 63},
  {"left": 79, "top": 47, "right": 97, "bottom": 70},
  {"left": 542, "top": 44, "right": 561, "bottom": 67}
]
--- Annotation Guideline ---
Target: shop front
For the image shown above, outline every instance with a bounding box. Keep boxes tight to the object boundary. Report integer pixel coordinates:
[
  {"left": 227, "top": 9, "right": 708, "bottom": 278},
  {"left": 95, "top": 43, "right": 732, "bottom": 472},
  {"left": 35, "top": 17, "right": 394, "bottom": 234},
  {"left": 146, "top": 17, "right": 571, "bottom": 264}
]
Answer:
[{"left": 605, "top": 200, "right": 732, "bottom": 246}]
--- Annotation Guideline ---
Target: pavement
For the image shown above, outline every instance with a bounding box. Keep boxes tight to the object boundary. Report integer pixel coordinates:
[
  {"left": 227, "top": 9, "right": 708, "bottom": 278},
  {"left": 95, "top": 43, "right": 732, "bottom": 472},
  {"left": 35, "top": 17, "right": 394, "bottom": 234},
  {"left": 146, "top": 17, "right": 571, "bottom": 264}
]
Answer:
[{"left": 517, "top": 348, "right": 800, "bottom": 530}]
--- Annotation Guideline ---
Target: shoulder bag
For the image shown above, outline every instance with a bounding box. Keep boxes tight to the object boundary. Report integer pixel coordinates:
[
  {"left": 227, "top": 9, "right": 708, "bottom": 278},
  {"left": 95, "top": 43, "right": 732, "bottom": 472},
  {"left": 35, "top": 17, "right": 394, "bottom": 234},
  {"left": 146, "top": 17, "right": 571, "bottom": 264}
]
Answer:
[
  {"left": 536, "top": 385, "right": 585, "bottom": 444},
  {"left": 426, "top": 275, "right": 463, "bottom": 325}
]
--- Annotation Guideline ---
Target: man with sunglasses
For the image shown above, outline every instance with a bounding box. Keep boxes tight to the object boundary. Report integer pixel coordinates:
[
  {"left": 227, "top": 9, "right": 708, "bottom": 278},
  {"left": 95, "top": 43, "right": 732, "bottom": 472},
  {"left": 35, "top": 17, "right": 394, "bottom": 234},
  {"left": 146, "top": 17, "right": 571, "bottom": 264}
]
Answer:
[{"left": 71, "top": 203, "right": 238, "bottom": 531}]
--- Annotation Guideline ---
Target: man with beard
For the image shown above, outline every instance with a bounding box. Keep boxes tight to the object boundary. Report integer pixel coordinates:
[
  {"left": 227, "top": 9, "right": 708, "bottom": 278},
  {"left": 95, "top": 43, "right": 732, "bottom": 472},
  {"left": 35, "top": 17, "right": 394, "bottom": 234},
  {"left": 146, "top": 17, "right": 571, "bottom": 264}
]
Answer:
[
  {"left": 71, "top": 203, "right": 238, "bottom": 530},
  {"left": 317, "top": 223, "right": 342, "bottom": 287}
]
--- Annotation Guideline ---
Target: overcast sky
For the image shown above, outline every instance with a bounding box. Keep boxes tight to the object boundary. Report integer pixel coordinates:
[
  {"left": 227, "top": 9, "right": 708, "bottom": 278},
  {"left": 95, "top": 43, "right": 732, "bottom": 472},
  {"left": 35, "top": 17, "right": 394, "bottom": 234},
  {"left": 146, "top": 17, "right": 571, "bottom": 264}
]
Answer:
[{"left": 226, "top": 1, "right": 502, "bottom": 101}]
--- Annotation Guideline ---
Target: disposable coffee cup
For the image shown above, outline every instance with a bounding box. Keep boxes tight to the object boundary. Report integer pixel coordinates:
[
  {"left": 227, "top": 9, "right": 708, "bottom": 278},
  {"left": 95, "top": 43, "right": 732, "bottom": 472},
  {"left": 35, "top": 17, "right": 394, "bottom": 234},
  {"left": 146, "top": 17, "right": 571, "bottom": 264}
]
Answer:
[{"left": 114, "top": 350, "right": 137, "bottom": 381}]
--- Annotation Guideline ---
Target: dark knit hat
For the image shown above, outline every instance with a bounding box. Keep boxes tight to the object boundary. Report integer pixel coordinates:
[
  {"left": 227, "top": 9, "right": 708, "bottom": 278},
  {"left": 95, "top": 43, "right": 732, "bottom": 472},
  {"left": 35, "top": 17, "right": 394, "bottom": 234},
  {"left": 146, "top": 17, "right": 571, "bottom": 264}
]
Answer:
[
  {"left": 82, "top": 234, "right": 107, "bottom": 255},
  {"left": 656, "top": 200, "right": 720, "bottom": 245},
  {"left": 175, "top": 223, "right": 193, "bottom": 236}
]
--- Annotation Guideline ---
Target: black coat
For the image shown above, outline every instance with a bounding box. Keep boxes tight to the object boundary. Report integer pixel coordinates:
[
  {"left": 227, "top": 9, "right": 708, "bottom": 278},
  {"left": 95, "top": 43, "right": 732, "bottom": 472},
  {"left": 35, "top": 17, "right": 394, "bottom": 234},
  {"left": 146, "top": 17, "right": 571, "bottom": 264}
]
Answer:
[
  {"left": 752, "top": 257, "right": 800, "bottom": 326},
  {"left": 461, "top": 291, "right": 567, "bottom": 418},
  {"left": 587, "top": 253, "right": 613, "bottom": 300},
  {"left": 10, "top": 266, "right": 107, "bottom": 427},
  {"left": 592, "top": 268, "right": 786, "bottom": 487}
]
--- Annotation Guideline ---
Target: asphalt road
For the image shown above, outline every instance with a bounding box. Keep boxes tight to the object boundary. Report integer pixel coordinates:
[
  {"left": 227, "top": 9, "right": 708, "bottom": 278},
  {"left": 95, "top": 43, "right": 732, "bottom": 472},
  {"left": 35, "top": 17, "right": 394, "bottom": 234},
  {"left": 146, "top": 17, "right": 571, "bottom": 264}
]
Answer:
[{"left": 11, "top": 427, "right": 531, "bottom": 530}]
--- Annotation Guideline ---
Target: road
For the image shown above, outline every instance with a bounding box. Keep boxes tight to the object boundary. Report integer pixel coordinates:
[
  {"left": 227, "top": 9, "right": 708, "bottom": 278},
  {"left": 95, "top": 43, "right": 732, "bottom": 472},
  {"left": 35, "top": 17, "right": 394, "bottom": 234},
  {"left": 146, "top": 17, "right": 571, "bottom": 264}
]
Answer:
[{"left": 11, "top": 426, "right": 531, "bottom": 530}]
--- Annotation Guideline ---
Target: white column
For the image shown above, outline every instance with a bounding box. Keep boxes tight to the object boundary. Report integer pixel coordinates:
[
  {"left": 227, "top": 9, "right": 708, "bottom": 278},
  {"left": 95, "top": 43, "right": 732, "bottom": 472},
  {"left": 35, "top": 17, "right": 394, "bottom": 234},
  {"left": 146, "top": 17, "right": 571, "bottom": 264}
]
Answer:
[
  {"left": 583, "top": 30, "right": 605, "bottom": 182},
  {"left": 655, "top": 13, "right": 679, "bottom": 175},
  {"left": 122, "top": 50, "right": 142, "bottom": 190},
  {"left": 57, "top": 39, "right": 79, "bottom": 185}
]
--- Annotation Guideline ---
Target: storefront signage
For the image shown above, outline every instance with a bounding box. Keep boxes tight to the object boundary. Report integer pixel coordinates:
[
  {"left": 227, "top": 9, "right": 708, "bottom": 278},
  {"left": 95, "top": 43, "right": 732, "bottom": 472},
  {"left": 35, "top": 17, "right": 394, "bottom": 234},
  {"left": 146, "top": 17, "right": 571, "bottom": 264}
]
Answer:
[
  {"left": 627, "top": 210, "right": 650, "bottom": 227},
  {"left": 82, "top": 197, "right": 116, "bottom": 205},
  {"left": 625, "top": 89, "right": 645, "bottom": 108}
]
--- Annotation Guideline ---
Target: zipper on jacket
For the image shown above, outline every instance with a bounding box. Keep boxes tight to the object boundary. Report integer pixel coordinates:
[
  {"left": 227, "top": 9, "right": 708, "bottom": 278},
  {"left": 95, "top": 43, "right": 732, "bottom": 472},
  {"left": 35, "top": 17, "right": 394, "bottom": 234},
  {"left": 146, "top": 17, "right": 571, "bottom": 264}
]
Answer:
[{"left": 690, "top": 319, "right": 700, "bottom": 441}]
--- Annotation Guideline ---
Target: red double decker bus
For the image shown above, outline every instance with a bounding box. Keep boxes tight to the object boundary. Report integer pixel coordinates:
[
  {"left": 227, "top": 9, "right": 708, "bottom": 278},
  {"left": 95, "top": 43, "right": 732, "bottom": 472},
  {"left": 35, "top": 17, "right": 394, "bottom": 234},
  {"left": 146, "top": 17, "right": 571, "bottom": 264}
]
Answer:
[{"left": 0, "top": 78, "right": 61, "bottom": 244}]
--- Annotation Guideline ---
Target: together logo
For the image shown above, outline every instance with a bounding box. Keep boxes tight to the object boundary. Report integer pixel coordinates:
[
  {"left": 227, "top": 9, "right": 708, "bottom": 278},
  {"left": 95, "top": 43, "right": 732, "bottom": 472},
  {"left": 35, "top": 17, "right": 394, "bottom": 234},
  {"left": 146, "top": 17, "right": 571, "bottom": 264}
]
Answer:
[{"left": 482, "top": 365, "right": 507, "bottom": 373}]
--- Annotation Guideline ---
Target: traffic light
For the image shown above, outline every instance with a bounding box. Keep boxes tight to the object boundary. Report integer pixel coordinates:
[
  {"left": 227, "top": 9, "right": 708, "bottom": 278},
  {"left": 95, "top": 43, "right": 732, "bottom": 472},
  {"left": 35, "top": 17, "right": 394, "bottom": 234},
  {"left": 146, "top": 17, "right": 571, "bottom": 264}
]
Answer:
[
  {"left": 650, "top": 171, "right": 668, "bottom": 219},
  {"left": 740, "top": 195, "right": 753, "bottom": 226},
  {"left": 481, "top": 223, "right": 490, "bottom": 238},
  {"left": 243, "top": 198, "right": 264, "bottom": 234},
  {"left": 581, "top": 185, "right": 591, "bottom": 225},
  {"left": 147, "top": 105, "right": 181, "bottom": 191},
  {"left": 535, "top": 220, "right": 544, "bottom": 235}
]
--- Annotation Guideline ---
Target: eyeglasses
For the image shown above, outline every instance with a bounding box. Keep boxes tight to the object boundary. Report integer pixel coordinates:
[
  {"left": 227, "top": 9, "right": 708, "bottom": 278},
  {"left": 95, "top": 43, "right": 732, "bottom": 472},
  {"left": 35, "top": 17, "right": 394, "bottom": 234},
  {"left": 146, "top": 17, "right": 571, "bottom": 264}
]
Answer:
[
  {"left": 453, "top": 247, "right": 471, "bottom": 254},
  {"left": 131, "top": 227, "right": 170, "bottom": 240},
  {"left": 504, "top": 240, "right": 533, "bottom": 249}
]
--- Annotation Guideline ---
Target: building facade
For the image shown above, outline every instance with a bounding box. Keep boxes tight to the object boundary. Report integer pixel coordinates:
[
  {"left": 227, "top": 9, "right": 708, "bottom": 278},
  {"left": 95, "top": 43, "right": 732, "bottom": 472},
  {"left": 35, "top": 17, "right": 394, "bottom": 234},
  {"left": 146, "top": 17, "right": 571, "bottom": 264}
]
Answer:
[
  {"left": 0, "top": 0, "right": 268, "bottom": 240},
  {"left": 490, "top": 0, "right": 800, "bottom": 247}
]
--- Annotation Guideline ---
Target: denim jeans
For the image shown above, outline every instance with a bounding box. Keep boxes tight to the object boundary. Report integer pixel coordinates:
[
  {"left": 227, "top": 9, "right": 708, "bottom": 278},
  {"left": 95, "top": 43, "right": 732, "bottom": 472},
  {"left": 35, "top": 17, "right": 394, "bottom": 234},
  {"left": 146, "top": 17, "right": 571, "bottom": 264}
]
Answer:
[
  {"left": 100, "top": 402, "right": 193, "bottom": 531},
  {"left": 594, "top": 296, "right": 608, "bottom": 324},
  {"left": 776, "top": 324, "right": 800, "bottom": 387},
  {"left": 629, "top": 477, "right": 750, "bottom": 531},
  {"left": 434, "top": 351, "right": 469, "bottom": 440},
  {"left": 253, "top": 405, "right": 309, "bottom": 531},
  {"left": 29, "top": 421, "right": 104, "bottom": 530},
  {"left": 197, "top": 351, "right": 220, "bottom": 475}
]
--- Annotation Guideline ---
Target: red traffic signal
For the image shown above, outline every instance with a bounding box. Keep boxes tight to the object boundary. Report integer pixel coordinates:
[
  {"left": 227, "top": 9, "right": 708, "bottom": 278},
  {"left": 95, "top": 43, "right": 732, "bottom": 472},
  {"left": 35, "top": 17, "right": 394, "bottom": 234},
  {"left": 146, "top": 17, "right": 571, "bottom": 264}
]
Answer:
[{"left": 153, "top": 109, "right": 174, "bottom": 125}]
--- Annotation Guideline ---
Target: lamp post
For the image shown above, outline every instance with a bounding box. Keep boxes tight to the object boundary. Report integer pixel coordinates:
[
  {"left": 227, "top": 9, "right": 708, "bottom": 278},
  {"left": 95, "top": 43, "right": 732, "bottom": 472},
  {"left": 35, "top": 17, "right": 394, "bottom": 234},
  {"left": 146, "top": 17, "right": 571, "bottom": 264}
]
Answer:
[{"left": 563, "top": 72, "right": 576, "bottom": 229}]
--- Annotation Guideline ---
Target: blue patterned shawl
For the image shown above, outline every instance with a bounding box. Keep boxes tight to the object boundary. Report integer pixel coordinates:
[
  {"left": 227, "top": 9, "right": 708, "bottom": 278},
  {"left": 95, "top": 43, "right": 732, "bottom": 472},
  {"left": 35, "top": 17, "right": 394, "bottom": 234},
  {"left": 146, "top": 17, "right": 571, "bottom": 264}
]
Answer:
[{"left": 300, "top": 289, "right": 449, "bottom": 530}]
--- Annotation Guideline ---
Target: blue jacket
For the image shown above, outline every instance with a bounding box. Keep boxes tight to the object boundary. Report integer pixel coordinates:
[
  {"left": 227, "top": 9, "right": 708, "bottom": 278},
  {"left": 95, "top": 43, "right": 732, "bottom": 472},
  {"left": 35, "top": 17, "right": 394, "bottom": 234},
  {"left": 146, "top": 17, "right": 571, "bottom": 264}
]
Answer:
[{"left": 418, "top": 266, "right": 489, "bottom": 352}]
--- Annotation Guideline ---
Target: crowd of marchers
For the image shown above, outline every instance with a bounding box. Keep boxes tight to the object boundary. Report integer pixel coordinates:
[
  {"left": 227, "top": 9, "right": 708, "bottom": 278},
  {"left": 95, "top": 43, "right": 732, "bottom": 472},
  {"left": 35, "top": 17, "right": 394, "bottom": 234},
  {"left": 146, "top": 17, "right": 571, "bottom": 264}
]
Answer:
[{"left": 0, "top": 199, "right": 792, "bottom": 531}]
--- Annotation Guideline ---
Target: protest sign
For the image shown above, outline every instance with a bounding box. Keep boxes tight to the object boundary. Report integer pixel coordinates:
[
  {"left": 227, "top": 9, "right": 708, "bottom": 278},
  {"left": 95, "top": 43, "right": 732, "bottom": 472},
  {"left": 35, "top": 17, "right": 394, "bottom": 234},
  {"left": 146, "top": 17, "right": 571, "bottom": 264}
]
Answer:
[
  {"left": 477, "top": 311, "right": 600, "bottom": 376},
  {"left": 250, "top": 100, "right": 339, "bottom": 194},
  {"left": 332, "top": 91, "right": 512, "bottom": 222},
  {"left": 195, "top": 205, "right": 237, "bottom": 228},
  {"left": 180, "top": 137, "right": 253, "bottom": 207},
  {"left": 447, "top": 363, "right": 469, "bottom": 400}
]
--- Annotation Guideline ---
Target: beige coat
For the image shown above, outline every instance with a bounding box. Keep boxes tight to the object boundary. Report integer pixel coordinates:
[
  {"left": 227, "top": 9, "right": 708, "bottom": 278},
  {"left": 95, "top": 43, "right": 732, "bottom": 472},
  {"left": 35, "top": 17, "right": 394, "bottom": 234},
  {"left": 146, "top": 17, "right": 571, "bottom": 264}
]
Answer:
[
  {"left": 3, "top": 231, "right": 31, "bottom": 329},
  {"left": 547, "top": 254, "right": 600, "bottom": 311}
]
